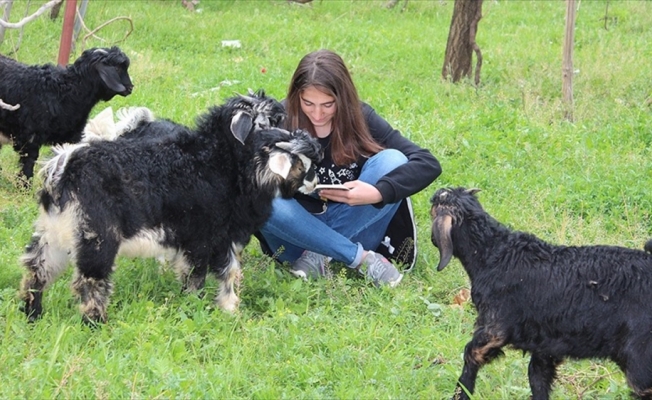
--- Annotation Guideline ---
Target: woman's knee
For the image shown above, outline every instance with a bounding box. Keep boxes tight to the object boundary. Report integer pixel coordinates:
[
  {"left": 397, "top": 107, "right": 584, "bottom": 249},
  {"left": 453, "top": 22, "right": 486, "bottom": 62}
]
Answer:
[
  {"left": 362, "top": 149, "right": 408, "bottom": 178},
  {"left": 379, "top": 149, "right": 408, "bottom": 167}
]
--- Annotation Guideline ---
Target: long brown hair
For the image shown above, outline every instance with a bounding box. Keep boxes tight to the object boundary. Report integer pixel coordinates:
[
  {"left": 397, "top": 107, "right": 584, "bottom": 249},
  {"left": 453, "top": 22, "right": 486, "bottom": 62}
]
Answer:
[{"left": 285, "top": 49, "right": 383, "bottom": 166}]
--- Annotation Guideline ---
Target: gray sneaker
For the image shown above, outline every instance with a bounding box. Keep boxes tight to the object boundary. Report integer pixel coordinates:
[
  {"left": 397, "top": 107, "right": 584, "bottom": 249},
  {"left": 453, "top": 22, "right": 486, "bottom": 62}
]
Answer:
[
  {"left": 290, "top": 251, "right": 331, "bottom": 280},
  {"left": 359, "top": 251, "right": 403, "bottom": 287}
]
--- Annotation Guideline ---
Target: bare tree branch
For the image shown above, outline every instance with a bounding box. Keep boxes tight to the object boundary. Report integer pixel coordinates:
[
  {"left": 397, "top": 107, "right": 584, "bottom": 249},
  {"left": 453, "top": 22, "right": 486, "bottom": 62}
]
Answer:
[
  {"left": 76, "top": 13, "right": 134, "bottom": 52},
  {"left": 0, "top": 0, "right": 62, "bottom": 29}
]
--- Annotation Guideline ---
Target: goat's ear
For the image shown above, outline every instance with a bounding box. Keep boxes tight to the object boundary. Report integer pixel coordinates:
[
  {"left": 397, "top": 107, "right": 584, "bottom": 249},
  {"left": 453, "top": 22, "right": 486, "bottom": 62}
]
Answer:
[
  {"left": 96, "top": 63, "right": 127, "bottom": 93},
  {"left": 465, "top": 188, "right": 481, "bottom": 196},
  {"left": 432, "top": 214, "right": 454, "bottom": 271},
  {"left": 268, "top": 152, "right": 292, "bottom": 179},
  {"left": 230, "top": 111, "right": 253, "bottom": 144}
]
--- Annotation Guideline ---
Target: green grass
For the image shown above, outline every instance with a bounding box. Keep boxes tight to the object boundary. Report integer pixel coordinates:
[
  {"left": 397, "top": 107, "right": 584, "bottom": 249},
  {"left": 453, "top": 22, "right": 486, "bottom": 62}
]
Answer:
[{"left": 1, "top": 0, "right": 651, "bottom": 398}]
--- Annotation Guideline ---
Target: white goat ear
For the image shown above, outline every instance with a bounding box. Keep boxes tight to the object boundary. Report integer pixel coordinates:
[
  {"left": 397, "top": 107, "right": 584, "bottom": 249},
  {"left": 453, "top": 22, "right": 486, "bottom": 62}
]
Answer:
[
  {"left": 231, "top": 111, "right": 253, "bottom": 144},
  {"left": 268, "top": 152, "right": 292, "bottom": 179}
]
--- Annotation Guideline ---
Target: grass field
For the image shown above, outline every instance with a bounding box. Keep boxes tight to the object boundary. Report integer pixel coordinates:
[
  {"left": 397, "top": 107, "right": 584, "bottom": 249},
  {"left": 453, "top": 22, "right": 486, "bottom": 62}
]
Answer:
[{"left": 1, "top": 0, "right": 651, "bottom": 398}]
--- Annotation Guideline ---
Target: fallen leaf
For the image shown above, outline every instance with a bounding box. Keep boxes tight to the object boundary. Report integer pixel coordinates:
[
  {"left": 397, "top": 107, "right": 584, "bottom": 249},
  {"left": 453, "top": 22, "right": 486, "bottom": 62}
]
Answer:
[{"left": 453, "top": 288, "right": 471, "bottom": 306}]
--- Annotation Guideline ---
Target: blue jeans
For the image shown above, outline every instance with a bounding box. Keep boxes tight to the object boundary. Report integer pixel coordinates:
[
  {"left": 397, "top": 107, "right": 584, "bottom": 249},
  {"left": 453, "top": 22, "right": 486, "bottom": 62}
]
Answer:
[{"left": 259, "top": 149, "right": 407, "bottom": 268}]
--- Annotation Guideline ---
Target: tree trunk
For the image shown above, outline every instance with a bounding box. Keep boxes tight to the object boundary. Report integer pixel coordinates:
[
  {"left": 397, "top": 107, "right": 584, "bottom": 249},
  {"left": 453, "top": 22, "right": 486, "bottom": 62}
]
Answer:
[
  {"left": 442, "top": 0, "right": 483, "bottom": 85},
  {"left": 562, "top": 0, "right": 576, "bottom": 122}
]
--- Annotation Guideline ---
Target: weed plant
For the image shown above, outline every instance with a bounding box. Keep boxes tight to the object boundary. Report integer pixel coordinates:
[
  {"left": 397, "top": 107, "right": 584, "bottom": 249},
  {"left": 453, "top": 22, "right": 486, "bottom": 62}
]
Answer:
[{"left": 1, "top": 0, "right": 651, "bottom": 398}]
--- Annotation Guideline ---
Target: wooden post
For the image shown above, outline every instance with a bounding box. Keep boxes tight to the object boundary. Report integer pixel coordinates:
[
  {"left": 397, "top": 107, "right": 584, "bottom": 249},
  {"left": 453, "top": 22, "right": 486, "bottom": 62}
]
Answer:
[
  {"left": 562, "top": 0, "right": 576, "bottom": 122},
  {"left": 57, "top": 0, "right": 77, "bottom": 66}
]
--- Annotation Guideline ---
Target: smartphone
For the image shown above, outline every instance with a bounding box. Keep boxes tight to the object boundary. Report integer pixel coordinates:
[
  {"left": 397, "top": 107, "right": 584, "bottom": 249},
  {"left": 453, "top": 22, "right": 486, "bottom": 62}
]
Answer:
[{"left": 314, "top": 184, "right": 350, "bottom": 191}]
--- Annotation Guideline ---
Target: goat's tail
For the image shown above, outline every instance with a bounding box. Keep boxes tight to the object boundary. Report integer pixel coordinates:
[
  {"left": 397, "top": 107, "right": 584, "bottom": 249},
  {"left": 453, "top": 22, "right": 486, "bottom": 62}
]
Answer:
[
  {"left": 115, "top": 107, "right": 155, "bottom": 136},
  {"left": 38, "top": 143, "right": 88, "bottom": 195},
  {"left": 645, "top": 240, "right": 652, "bottom": 254},
  {"left": 82, "top": 106, "right": 115, "bottom": 142}
]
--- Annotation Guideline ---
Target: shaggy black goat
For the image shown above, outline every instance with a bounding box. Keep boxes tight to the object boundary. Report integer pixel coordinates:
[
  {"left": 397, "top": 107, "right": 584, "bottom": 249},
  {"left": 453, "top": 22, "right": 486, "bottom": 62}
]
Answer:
[
  {"left": 0, "top": 47, "right": 133, "bottom": 181},
  {"left": 430, "top": 187, "right": 652, "bottom": 400},
  {"left": 20, "top": 91, "right": 321, "bottom": 324}
]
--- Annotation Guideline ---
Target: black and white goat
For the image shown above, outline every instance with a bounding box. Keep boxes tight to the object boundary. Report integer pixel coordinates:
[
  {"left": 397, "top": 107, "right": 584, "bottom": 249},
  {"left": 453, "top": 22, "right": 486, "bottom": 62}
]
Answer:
[
  {"left": 430, "top": 187, "right": 652, "bottom": 400},
  {"left": 20, "top": 91, "right": 321, "bottom": 324},
  {"left": 0, "top": 47, "right": 133, "bottom": 181}
]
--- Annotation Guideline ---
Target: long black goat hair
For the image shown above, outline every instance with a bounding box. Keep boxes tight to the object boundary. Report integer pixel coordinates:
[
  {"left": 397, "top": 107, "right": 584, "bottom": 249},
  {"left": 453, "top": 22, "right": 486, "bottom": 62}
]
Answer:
[
  {"left": 0, "top": 47, "right": 133, "bottom": 182},
  {"left": 20, "top": 91, "right": 322, "bottom": 325},
  {"left": 430, "top": 187, "right": 652, "bottom": 400}
]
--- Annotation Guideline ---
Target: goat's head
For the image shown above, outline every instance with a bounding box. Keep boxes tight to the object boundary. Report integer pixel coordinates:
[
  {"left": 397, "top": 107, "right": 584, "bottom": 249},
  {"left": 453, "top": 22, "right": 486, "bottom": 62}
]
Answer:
[
  {"left": 253, "top": 127, "right": 322, "bottom": 197},
  {"left": 228, "top": 90, "right": 287, "bottom": 145},
  {"left": 430, "top": 187, "right": 482, "bottom": 271},
  {"left": 76, "top": 46, "right": 133, "bottom": 99}
]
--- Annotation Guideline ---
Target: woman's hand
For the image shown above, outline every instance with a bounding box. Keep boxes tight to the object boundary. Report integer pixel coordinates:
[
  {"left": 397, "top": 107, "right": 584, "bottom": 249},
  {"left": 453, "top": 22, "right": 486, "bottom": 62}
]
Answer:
[{"left": 318, "top": 180, "right": 383, "bottom": 206}]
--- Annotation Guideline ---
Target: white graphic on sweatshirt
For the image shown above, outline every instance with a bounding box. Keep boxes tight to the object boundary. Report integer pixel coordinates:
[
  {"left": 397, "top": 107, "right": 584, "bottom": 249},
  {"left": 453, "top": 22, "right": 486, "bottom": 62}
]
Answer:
[{"left": 328, "top": 168, "right": 343, "bottom": 184}]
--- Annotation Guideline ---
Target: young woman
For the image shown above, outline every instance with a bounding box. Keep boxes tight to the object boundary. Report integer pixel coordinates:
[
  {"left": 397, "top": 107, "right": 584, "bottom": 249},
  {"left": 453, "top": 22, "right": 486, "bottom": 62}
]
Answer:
[{"left": 257, "top": 49, "right": 441, "bottom": 286}]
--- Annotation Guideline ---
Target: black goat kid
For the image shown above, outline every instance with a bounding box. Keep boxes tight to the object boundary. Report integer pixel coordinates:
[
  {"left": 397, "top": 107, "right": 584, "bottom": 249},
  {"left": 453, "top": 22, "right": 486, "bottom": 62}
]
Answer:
[
  {"left": 0, "top": 47, "right": 133, "bottom": 182},
  {"left": 430, "top": 187, "right": 652, "bottom": 400},
  {"left": 20, "top": 92, "right": 321, "bottom": 324}
]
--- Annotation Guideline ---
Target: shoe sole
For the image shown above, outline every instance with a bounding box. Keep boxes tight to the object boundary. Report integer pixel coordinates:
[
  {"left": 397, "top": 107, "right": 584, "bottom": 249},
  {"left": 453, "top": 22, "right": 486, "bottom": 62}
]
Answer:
[
  {"left": 388, "top": 273, "right": 403, "bottom": 288},
  {"left": 290, "top": 269, "right": 328, "bottom": 280},
  {"left": 289, "top": 270, "right": 308, "bottom": 280}
]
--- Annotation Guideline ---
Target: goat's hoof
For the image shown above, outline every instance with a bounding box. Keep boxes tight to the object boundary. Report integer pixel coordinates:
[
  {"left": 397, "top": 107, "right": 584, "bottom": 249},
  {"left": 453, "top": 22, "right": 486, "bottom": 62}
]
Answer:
[
  {"left": 181, "top": 283, "right": 205, "bottom": 294},
  {"left": 451, "top": 386, "right": 468, "bottom": 400},
  {"left": 182, "top": 276, "right": 206, "bottom": 293},
  {"left": 81, "top": 316, "right": 104, "bottom": 329},
  {"left": 22, "top": 303, "right": 42, "bottom": 322},
  {"left": 81, "top": 311, "right": 106, "bottom": 327},
  {"left": 27, "top": 313, "right": 41, "bottom": 323},
  {"left": 15, "top": 174, "right": 32, "bottom": 191},
  {"left": 217, "top": 296, "right": 240, "bottom": 313}
]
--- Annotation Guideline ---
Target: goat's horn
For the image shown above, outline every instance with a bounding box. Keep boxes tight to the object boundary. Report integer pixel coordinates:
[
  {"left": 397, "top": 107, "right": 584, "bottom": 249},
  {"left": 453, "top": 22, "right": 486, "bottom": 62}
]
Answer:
[
  {"left": 275, "top": 142, "right": 294, "bottom": 152},
  {"left": 432, "top": 214, "right": 454, "bottom": 271}
]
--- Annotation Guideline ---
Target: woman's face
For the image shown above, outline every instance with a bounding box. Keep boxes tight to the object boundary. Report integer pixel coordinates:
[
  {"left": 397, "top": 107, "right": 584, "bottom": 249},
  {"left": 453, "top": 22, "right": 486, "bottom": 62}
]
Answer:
[{"left": 299, "top": 86, "right": 337, "bottom": 136}]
